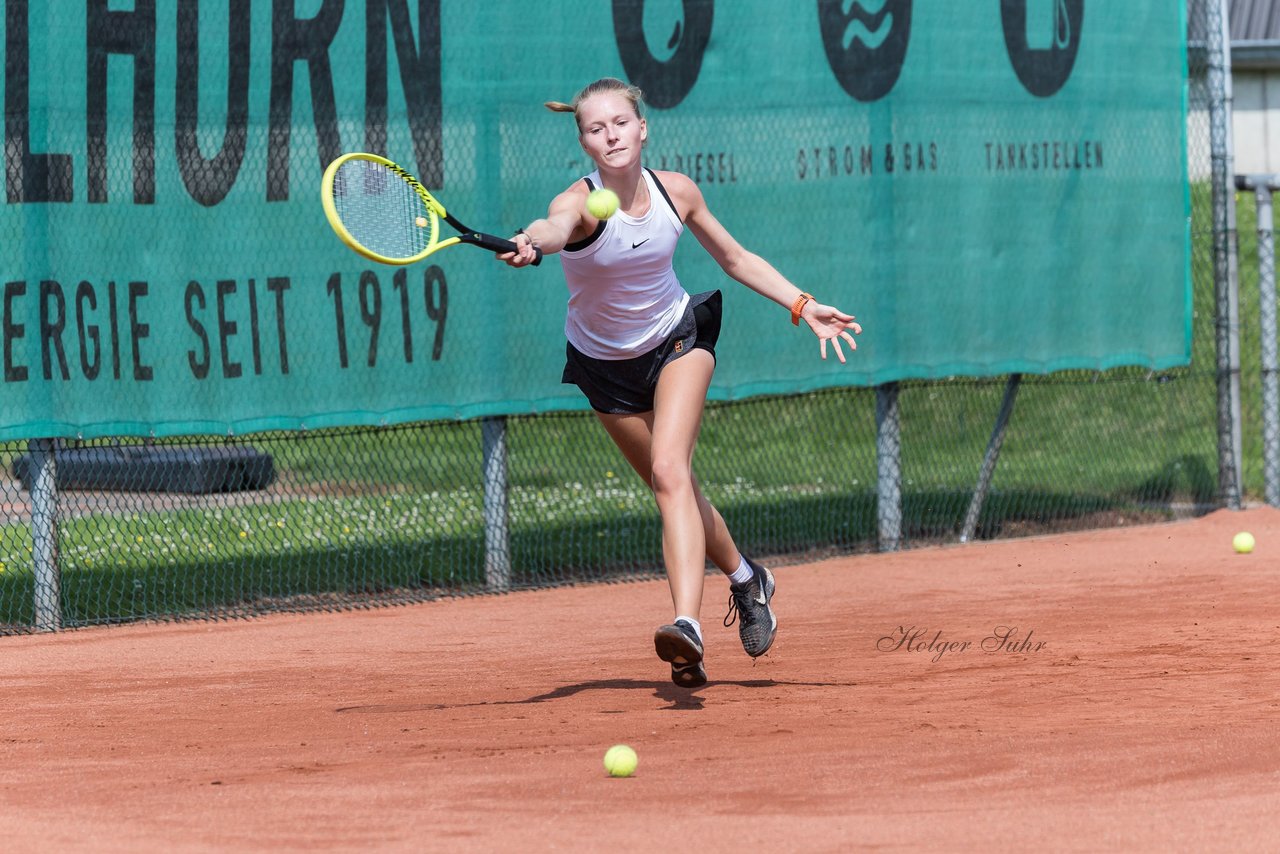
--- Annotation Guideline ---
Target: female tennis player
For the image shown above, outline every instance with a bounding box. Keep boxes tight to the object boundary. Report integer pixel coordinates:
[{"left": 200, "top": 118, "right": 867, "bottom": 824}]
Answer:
[{"left": 500, "top": 78, "right": 861, "bottom": 688}]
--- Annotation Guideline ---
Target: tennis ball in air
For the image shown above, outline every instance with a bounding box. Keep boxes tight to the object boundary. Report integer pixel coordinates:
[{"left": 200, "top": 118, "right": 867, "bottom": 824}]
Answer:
[
  {"left": 1233, "top": 531, "right": 1255, "bottom": 554},
  {"left": 586, "top": 188, "right": 620, "bottom": 220},
  {"left": 414, "top": 215, "right": 428, "bottom": 228},
  {"left": 603, "top": 744, "right": 638, "bottom": 777}
]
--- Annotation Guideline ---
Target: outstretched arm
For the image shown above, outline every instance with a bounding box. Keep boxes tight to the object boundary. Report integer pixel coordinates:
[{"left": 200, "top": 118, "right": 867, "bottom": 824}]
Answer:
[
  {"left": 498, "top": 185, "right": 591, "bottom": 267},
  {"left": 670, "top": 172, "right": 863, "bottom": 362}
]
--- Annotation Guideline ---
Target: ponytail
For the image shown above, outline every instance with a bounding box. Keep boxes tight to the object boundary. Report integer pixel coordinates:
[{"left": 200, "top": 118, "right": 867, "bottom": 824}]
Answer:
[{"left": 544, "top": 78, "right": 645, "bottom": 130}]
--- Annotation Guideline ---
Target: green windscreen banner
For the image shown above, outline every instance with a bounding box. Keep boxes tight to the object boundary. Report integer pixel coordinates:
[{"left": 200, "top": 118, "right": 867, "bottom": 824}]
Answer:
[{"left": 0, "top": 1, "right": 1188, "bottom": 440}]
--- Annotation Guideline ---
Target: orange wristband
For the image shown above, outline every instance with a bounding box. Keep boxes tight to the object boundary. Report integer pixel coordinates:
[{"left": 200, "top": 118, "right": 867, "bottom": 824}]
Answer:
[{"left": 790, "top": 292, "right": 814, "bottom": 326}]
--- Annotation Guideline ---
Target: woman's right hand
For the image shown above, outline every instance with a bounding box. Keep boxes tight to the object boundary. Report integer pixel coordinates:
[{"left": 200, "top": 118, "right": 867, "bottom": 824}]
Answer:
[{"left": 499, "top": 233, "right": 540, "bottom": 267}]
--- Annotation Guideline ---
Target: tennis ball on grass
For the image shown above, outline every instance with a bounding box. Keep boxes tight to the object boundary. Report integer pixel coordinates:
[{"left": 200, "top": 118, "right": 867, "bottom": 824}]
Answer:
[
  {"left": 586, "top": 188, "right": 620, "bottom": 220},
  {"left": 1233, "top": 531, "right": 1255, "bottom": 554},
  {"left": 603, "top": 744, "right": 637, "bottom": 777}
]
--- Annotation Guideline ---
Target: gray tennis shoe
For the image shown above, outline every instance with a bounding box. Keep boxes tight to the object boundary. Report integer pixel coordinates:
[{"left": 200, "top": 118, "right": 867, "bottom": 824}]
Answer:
[
  {"left": 654, "top": 620, "right": 706, "bottom": 688},
  {"left": 724, "top": 558, "right": 777, "bottom": 658}
]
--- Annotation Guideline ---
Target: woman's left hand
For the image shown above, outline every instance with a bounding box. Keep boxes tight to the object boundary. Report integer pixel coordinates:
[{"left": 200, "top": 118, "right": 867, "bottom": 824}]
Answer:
[{"left": 803, "top": 303, "right": 863, "bottom": 363}]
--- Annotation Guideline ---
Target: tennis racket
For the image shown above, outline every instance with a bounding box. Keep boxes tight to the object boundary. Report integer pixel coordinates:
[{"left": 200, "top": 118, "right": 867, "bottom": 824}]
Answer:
[{"left": 321, "top": 152, "right": 541, "bottom": 266}]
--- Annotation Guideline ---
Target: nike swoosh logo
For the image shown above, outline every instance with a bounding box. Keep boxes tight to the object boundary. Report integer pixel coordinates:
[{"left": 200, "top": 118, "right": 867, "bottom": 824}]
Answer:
[
  {"left": 754, "top": 570, "right": 770, "bottom": 604},
  {"left": 631, "top": 239, "right": 650, "bottom": 249}
]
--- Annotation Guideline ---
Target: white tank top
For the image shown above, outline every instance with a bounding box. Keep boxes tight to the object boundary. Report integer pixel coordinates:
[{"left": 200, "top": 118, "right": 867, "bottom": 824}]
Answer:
[{"left": 560, "top": 168, "right": 688, "bottom": 359}]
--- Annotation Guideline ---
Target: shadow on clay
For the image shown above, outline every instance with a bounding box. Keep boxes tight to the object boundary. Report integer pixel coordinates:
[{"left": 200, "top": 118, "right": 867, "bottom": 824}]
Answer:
[{"left": 335, "top": 677, "right": 857, "bottom": 715}]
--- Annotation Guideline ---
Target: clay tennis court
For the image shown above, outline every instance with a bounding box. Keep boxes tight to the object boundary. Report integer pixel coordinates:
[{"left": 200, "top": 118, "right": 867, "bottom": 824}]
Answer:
[{"left": 4, "top": 507, "right": 1279, "bottom": 851}]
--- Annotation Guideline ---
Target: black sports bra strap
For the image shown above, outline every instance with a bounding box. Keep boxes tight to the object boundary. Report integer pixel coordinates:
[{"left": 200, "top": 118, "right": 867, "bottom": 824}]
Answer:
[
  {"left": 565, "top": 175, "right": 605, "bottom": 251},
  {"left": 646, "top": 168, "right": 679, "bottom": 219}
]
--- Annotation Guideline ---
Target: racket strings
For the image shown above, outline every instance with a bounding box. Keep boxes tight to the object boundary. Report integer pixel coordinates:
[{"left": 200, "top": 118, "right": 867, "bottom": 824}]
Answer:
[{"left": 330, "top": 160, "right": 436, "bottom": 261}]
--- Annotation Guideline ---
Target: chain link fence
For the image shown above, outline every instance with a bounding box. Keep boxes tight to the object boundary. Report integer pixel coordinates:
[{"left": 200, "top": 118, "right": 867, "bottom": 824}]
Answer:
[{"left": 0, "top": 0, "right": 1251, "bottom": 633}]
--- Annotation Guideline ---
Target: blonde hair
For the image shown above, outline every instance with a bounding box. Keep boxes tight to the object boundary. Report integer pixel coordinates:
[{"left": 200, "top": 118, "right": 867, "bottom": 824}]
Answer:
[{"left": 545, "top": 78, "right": 645, "bottom": 132}]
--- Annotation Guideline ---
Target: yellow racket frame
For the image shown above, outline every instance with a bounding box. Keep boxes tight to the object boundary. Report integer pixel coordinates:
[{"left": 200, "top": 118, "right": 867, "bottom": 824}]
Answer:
[{"left": 321, "top": 152, "right": 459, "bottom": 266}]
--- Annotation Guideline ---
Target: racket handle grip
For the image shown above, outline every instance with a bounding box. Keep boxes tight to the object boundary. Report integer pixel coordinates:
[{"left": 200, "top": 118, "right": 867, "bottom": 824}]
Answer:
[
  {"left": 472, "top": 232, "right": 542, "bottom": 266},
  {"left": 504, "top": 240, "right": 542, "bottom": 266}
]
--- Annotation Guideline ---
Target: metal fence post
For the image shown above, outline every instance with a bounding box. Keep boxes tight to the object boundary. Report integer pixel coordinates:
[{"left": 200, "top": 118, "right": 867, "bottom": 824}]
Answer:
[
  {"left": 1250, "top": 180, "right": 1280, "bottom": 506},
  {"left": 875, "top": 383, "right": 902, "bottom": 552},
  {"left": 481, "top": 416, "right": 512, "bottom": 590},
  {"left": 28, "top": 438, "right": 62, "bottom": 631},
  {"left": 1236, "top": 175, "right": 1280, "bottom": 506},
  {"left": 1208, "top": 0, "right": 1243, "bottom": 508},
  {"left": 960, "top": 374, "right": 1022, "bottom": 543}
]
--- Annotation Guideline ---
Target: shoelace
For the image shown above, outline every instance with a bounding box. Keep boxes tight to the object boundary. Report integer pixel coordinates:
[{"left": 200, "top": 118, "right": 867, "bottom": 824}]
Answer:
[{"left": 723, "top": 586, "right": 754, "bottom": 629}]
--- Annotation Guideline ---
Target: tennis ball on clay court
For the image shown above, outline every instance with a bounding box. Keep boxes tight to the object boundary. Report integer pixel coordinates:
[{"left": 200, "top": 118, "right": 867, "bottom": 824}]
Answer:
[
  {"left": 1233, "top": 531, "right": 1255, "bottom": 554},
  {"left": 603, "top": 744, "right": 637, "bottom": 778},
  {"left": 586, "top": 188, "right": 620, "bottom": 220}
]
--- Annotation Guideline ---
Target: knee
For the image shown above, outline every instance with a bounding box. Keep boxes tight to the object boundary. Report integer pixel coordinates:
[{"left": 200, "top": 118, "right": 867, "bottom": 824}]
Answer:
[{"left": 649, "top": 455, "right": 693, "bottom": 500}]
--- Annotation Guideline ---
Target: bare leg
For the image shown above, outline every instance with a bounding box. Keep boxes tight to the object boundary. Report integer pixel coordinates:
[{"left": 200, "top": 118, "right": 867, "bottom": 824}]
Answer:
[
  {"left": 593, "top": 350, "right": 740, "bottom": 621},
  {"left": 648, "top": 349, "right": 715, "bottom": 619},
  {"left": 594, "top": 413, "right": 741, "bottom": 577}
]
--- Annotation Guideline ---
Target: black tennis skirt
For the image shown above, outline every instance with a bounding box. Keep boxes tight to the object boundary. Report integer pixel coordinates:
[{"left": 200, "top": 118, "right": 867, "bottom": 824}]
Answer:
[{"left": 562, "top": 289, "right": 722, "bottom": 414}]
